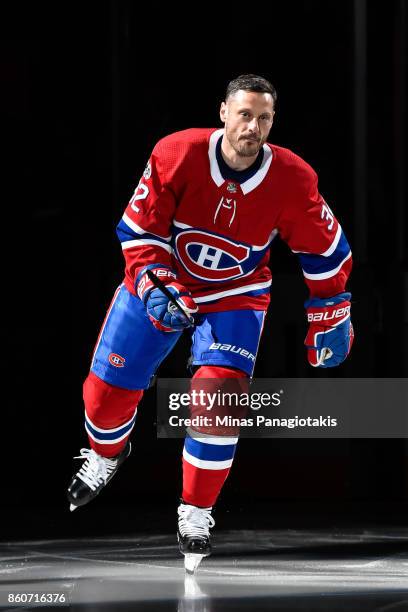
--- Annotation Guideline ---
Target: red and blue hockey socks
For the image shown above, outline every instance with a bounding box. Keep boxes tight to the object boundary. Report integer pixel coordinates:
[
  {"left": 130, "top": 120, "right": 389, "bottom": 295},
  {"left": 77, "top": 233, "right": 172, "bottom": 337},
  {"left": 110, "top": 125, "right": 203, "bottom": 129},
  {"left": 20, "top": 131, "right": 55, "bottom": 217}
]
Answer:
[
  {"left": 83, "top": 371, "right": 143, "bottom": 457},
  {"left": 181, "top": 366, "right": 247, "bottom": 508}
]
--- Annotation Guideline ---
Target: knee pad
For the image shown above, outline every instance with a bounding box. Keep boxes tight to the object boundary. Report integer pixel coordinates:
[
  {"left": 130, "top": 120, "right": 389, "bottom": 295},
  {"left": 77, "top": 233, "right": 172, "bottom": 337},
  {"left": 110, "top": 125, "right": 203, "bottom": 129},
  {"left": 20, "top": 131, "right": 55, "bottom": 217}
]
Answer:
[
  {"left": 83, "top": 371, "right": 143, "bottom": 428},
  {"left": 190, "top": 365, "right": 249, "bottom": 428}
]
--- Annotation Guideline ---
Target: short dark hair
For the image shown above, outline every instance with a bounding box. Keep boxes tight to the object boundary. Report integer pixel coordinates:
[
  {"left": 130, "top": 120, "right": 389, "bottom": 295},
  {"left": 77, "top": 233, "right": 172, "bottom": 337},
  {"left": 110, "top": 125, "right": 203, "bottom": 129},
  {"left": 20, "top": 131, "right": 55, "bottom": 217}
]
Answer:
[{"left": 225, "top": 74, "right": 277, "bottom": 108}]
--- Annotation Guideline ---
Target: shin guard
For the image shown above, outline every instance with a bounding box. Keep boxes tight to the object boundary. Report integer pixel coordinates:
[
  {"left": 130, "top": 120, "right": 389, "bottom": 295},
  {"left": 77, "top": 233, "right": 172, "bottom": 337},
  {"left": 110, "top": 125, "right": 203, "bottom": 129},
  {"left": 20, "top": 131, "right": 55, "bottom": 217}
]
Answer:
[
  {"left": 83, "top": 371, "right": 143, "bottom": 457},
  {"left": 181, "top": 366, "right": 247, "bottom": 507}
]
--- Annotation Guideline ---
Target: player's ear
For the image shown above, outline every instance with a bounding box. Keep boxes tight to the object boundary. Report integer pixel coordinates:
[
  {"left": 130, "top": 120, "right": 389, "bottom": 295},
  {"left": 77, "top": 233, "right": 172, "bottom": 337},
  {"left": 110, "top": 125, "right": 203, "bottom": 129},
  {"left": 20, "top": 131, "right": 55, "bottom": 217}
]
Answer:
[{"left": 220, "top": 101, "right": 227, "bottom": 123}]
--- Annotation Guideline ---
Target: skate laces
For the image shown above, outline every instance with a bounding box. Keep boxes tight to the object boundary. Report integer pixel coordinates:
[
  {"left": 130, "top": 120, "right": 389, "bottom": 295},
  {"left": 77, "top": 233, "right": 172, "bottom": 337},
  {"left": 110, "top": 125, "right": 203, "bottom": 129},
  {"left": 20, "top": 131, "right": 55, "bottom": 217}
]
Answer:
[
  {"left": 73, "top": 448, "right": 117, "bottom": 491},
  {"left": 178, "top": 504, "right": 215, "bottom": 539}
]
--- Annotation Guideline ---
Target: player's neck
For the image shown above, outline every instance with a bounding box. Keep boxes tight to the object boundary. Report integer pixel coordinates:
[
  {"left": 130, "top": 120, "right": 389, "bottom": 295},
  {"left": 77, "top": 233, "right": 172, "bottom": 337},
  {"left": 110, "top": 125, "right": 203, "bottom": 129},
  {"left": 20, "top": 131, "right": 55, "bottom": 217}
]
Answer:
[{"left": 220, "top": 136, "right": 259, "bottom": 171}]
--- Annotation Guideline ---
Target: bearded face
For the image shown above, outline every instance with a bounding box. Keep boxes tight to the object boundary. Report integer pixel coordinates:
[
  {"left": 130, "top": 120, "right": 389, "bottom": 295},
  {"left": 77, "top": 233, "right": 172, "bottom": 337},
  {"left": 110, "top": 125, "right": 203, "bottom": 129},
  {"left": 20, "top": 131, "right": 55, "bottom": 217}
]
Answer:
[{"left": 220, "top": 90, "right": 274, "bottom": 159}]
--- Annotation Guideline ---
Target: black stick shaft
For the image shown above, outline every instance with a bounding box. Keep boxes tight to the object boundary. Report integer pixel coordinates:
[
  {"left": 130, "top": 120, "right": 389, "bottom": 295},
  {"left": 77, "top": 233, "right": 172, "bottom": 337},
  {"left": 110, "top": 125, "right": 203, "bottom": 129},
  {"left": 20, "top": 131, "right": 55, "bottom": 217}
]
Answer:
[{"left": 146, "top": 270, "right": 195, "bottom": 326}]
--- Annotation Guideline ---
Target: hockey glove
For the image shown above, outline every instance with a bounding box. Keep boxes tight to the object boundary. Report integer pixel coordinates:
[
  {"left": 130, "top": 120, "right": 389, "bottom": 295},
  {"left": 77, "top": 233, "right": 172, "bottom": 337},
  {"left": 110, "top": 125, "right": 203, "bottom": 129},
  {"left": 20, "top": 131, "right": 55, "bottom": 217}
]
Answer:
[
  {"left": 304, "top": 292, "right": 354, "bottom": 367},
  {"left": 137, "top": 266, "right": 198, "bottom": 332}
]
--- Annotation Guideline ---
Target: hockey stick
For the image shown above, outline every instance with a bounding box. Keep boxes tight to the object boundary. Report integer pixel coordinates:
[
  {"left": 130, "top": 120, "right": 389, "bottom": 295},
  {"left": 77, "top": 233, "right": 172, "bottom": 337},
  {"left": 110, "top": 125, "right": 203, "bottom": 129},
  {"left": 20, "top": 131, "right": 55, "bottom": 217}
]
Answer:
[{"left": 146, "top": 269, "right": 195, "bottom": 326}]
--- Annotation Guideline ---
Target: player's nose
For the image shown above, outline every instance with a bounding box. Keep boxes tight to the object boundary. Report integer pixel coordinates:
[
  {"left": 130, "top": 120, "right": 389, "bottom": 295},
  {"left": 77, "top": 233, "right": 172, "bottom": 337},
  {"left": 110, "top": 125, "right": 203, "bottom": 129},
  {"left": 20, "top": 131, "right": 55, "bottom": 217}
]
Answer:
[{"left": 248, "top": 118, "right": 260, "bottom": 133}]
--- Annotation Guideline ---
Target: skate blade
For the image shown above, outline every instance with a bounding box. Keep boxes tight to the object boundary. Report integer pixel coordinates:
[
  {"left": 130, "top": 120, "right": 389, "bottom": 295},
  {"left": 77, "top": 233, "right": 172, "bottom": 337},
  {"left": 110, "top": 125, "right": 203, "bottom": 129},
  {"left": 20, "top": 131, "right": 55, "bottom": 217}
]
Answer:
[
  {"left": 184, "top": 573, "right": 206, "bottom": 599},
  {"left": 69, "top": 503, "right": 78, "bottom": 512},
  {"left": 184, "top": 553, "right": 205, "bottom": 574}
]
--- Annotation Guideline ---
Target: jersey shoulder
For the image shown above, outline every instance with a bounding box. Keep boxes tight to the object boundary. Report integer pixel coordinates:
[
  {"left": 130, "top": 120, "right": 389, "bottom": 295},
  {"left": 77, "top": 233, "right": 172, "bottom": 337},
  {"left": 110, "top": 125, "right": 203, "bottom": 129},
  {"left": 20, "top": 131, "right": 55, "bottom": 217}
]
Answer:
[
  {"left": 153, "top": 128, "right": 217, "bottom": 157},
  {"left": 150, "top": 128, "right": 217, "bottom": 178},
  {"left": 268, "top": 143, "right": 317, "bottom": 186}
]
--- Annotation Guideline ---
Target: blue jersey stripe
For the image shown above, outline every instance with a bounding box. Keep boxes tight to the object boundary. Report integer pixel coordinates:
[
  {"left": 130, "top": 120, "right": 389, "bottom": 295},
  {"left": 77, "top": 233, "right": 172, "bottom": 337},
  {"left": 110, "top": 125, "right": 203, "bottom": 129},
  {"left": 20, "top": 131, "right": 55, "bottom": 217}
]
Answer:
[
  {"left": 298, "top": 231, "right": 351, "bottom": 274},
  {"left": 185, "top": 436, "right": 237, "bottom": 461},
  {"left": 116, "top": 218, "right": 171, "bottom": 246}
]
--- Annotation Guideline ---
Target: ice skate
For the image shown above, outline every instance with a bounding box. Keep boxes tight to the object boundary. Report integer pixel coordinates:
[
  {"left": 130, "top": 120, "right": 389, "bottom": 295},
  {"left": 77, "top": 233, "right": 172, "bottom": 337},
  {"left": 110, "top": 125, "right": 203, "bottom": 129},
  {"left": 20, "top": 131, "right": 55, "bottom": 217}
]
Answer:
[
  {"left": 67, "top": 442, "right": 131, "bottom": 511},
  {"left": 177, "top": 502, "right": 215, "bottom": 573}
]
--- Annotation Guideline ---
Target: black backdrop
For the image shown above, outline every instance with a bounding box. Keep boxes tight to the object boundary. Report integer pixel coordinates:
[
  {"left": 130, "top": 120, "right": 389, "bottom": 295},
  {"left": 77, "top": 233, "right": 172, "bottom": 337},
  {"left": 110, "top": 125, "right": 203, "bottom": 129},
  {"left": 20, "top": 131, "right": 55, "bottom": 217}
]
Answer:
[{"left": 3, "top": 1, "right": 407, "bottom": 539}]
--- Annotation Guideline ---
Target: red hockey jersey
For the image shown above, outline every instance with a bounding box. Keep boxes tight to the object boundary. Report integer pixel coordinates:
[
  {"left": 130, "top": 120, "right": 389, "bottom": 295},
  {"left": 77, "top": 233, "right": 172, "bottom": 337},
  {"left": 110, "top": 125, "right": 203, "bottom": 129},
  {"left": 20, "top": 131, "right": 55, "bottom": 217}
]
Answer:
[{"left": 116, "top": 128, "right": 352, "bottom": 312}]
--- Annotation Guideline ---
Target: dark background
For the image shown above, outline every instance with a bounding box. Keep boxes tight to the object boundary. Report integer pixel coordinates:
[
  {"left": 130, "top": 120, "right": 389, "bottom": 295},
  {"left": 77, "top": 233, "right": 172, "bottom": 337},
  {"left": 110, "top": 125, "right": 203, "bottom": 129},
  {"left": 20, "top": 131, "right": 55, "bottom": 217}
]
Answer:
[{"left": 3, "top": 1, "right": 407, "bottom": 540}]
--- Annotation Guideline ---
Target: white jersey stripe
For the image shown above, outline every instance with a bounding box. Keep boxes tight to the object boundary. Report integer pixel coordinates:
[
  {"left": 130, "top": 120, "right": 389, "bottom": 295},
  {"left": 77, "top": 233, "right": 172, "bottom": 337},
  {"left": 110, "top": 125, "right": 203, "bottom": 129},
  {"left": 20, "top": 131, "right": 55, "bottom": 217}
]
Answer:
[
  {"left": 173, "top": 220, "right": 192, "bottom": 229},
  {"left": 291, "top": 224, "right": 342, "bottom": 257},
  {"left": 320, "top": 224, "right": 342, "bottom": 257},
  {"left": 121, "top": 239, "right": 173, "bottom": 253},
  {"left": 208, "top": 129, "right": 225, "bottom": 187},
  {"left": 193, "top": 280, "right": 271, "bottom": 303},
  {"left": 302, "top": 251, "right": 352, "bottom": 280},
  {"left": 240, "top": 146, "right": 273, "bottom": 195},
  {"left": 122, "top": 213, "right": 171, "bottom": 241}
]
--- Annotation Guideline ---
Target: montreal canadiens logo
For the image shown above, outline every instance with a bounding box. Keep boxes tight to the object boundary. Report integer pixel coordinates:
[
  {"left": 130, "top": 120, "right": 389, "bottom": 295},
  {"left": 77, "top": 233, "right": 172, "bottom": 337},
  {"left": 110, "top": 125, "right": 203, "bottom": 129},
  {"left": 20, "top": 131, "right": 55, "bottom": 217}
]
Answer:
[
  {"left": 175, "top": 230, "right": 250, "bottom": 281},
  {"left": 109, "top": 353, "right": 126, "bottom": 368}
]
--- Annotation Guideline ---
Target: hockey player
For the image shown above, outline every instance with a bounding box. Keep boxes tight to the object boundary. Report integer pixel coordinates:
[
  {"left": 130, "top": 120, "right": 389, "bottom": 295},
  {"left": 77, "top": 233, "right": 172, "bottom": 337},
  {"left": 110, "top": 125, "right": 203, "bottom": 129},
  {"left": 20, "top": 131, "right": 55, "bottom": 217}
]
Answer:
[{"left": 67, "top": 74, "right": 354, "bottom": 573}]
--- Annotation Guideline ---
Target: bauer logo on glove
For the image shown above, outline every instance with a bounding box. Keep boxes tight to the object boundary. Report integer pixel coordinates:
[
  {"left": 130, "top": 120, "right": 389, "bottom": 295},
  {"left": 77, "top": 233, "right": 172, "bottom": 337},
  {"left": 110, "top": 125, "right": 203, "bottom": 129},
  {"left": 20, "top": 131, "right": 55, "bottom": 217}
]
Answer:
[
  {"left": 137, "top": 266, "right": 177, "bottom": 301},
  {"left": 304, "top": 292, "right": 354, "bottom": 367}
]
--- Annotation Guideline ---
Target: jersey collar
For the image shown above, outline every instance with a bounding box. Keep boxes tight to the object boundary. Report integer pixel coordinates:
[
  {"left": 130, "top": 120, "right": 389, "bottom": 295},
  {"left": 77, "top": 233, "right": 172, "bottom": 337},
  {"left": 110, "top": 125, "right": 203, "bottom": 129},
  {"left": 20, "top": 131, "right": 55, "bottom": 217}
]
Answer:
[{"left": 208, "top": 128, "right": 273, "bottom": 194}]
